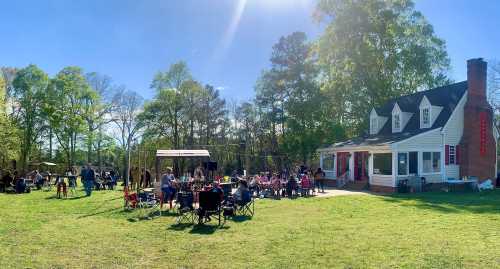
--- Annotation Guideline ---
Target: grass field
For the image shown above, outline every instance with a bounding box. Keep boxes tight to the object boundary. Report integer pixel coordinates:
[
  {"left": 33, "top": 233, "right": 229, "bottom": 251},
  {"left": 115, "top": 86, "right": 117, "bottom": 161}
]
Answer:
[{"left": 0, "top": 188, "right": 499, "bottom": 269}]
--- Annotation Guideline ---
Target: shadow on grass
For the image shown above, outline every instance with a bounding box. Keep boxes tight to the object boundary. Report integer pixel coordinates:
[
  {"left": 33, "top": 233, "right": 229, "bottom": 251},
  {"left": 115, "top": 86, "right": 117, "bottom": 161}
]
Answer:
[
  {"left": 381, "top": 189, "right": 500, "bottom": 214},
  {"left": 167, "top": 220, "right": 230, "bottom": 234}
]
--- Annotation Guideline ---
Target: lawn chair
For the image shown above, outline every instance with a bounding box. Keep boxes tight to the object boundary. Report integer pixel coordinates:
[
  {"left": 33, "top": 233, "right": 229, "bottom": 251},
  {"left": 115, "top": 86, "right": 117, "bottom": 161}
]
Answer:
[
  {"left": 137, "top": 190, "right": 161, "bottom": 217},
  {"left": 124, "top": 186, "right": 138, "bottom": 210},
  {"left": 197, "top": 191, "right": 223, "bottom": 226},
  {"left": 175, "top": 191, "right": 195, "bottom": 224},
  {"left": 235, "top": 191, "right": 255, "bottom": 217}
]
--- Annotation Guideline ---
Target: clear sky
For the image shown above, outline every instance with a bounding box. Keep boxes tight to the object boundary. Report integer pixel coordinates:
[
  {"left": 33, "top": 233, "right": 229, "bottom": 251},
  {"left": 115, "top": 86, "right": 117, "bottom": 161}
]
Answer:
[{"left": 0, "top": 0, "right": 499, "bottom": 101}]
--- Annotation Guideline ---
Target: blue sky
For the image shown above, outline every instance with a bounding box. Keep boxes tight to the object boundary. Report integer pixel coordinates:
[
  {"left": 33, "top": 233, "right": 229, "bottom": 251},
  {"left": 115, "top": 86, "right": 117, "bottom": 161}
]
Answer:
[{"left": 0, "top": 0, "right": 499, "bottom": 101}]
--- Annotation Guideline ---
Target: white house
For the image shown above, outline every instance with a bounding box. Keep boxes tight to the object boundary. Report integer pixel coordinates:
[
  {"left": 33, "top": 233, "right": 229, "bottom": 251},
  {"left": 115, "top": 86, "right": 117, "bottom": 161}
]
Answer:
[{"left": 318, "top": 58, "right": 499, "bottom": 192}]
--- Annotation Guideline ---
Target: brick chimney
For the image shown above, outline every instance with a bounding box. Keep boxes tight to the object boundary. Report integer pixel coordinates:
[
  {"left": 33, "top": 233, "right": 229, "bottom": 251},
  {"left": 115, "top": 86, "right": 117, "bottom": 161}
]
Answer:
[{"left": 459, "top": 58, "right": 496, "bottom": 181}]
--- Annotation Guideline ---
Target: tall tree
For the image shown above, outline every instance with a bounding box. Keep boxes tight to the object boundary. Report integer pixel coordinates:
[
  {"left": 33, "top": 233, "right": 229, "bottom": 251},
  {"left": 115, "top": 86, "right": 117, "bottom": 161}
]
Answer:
[
  {"left": 315, "top": 0, "right": 451, "bottom": 134},
  {"left": 46, "top": 67, "right": 94, "bottom": 168},
  {"left": 12, "top": 65, "right": 49, "bottom": 171},
  {"left": 111, "top": 88, "right": 143, "bottom": 184},
  {"left": 84, "top": 72, "right": 113, "bottom": 166}
]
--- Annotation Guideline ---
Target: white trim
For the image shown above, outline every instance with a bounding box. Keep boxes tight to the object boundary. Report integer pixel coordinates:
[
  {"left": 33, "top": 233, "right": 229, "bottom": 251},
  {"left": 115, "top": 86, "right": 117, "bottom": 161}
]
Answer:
[
  {"left": 397, "top": 152, "right": 409, "bottom": 176},
  {"left": 442, "top": 92, "right": 467, "bottom": 130}
]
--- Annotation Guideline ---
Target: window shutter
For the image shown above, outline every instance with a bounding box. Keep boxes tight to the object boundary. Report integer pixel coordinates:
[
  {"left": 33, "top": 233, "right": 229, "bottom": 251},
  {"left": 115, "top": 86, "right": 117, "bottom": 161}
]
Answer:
[
  {"left": 455, "top": 145, "right": 460, "bottom": 164},
  {"left": 445, "top": 145, "right": 450, "bottom": 165}
]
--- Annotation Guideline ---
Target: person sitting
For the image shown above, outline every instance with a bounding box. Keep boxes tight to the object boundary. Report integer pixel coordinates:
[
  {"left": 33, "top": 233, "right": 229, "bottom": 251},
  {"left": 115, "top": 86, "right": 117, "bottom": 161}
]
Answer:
[
  {"left": 15, "top": 174, "right": 27, "bottom": 194},
  {"left": 249, "top": 176, "right": 260, "bottom": 197},
  {"left": 1, "top": 171, "right": 13, "bottom": 193},
  {"left": 233, "top": 180, "right": 251, "bottom": 206}
]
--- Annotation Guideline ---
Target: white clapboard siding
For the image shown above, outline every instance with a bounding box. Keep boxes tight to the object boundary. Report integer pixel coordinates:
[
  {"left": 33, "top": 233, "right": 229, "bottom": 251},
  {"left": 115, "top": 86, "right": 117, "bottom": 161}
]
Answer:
[
  {"left": 442, "top": 93, "right": 467, "bottom": 179},
  {"left": 372, "top": 175, "right": 393, "bottom": 187}
]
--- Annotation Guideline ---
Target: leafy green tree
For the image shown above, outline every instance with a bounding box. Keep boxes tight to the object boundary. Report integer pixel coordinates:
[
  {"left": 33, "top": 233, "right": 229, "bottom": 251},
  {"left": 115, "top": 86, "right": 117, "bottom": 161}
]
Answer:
[
  {"left": 46, "top": 66, "right": 94, "bottom": 168},
  {"left": 315, "top": 0, "right": 451, "bottom": 134},
  {"left": 12, "top": 65, "right": 49, "bottom": 171}
]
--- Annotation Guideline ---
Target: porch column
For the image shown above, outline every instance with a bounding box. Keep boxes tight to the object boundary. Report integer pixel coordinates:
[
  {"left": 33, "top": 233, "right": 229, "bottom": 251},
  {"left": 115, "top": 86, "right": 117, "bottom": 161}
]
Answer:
[
  {"left": 368, "top": 152, "right": 373, "bottom": 184},
  {"left": 392, "top": 152, "right": 397, "bottom": 187},
  {"left": 349, "top": 151, "right": 355, "bottom": 180}
]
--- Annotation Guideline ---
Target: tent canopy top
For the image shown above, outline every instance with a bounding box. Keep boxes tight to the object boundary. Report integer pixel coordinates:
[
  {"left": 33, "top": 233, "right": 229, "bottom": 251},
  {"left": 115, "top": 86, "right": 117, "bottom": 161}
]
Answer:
[
  {"left": 30, "top": 162, "right": 57, "bottom": 166},
  {"left": 156, "top": 149, "right": 210, "bottom": 158}
]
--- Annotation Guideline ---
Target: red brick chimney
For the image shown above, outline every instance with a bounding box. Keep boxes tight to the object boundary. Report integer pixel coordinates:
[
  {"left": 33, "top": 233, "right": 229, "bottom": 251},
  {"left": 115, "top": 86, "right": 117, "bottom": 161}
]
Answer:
[{"left": 459, "top": 58, "right": 496, "bottom": 181}]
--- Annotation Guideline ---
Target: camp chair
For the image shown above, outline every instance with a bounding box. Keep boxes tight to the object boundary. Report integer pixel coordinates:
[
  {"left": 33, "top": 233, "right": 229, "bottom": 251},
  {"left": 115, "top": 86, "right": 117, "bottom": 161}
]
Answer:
[
  {"left": 137, "top": 190, "right": 161, "bottom": 217},
  {"left": 175, "top": 191, "right": 195, "bottom": 224},
  {"left": 197, "top": 191, "right": 223, "bottom": 226},
  {"left": 235, "top": 191, "right": 255, "bottom": 217},
  {"left": 123, "top": 186, "right": 138, "bottom": 210}
]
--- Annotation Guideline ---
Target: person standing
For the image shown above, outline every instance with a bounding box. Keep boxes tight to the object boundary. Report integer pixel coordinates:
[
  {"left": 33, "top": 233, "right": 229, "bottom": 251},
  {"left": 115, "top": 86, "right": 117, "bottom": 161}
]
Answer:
[
  {"left": 81, "top": 164, "right": 95, "bottom": 197},
  {"left": 314, "top": 168, "right": 326, "bottom": 193},
  {"left": 160, "top": 168, "right": 175, "bottom": 210},
  {"left": 131, "top": 167, "right": 141, "bottom": 191}
]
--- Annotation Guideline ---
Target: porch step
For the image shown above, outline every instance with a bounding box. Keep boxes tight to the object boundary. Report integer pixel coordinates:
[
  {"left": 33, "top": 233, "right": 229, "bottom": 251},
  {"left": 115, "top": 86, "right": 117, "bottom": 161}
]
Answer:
[{"left": 344, "top": 180, "right": 369, "bottom": 191}]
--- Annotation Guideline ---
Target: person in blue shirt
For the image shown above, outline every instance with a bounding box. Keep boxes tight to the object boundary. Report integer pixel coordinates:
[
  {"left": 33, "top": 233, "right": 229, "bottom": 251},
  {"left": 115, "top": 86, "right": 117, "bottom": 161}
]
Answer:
[{"left": 80, "top": 164, "right": 95, "bottom": 197}]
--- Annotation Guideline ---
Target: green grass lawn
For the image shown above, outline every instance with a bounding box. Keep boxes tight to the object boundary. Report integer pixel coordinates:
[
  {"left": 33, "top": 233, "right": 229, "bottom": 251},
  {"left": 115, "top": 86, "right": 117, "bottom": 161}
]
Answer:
[{"left": 0, "top": 188, "right": 499, "bottom": 269}]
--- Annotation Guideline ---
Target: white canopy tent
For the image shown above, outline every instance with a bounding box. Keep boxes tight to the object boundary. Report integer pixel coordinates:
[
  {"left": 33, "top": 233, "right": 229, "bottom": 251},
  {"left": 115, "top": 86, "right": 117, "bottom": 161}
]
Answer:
[
  {"left": 155, "top": 150, "right": 211, "bottom": 180},
  {"left": 156, "top": 150, "right": 210, "bottom": 158}
]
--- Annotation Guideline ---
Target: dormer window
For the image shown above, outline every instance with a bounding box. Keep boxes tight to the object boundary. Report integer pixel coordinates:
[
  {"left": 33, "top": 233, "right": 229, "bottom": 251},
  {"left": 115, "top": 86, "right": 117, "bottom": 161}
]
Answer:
[
  {"left": 370, "top": 117, "right": 378, "bottom": 135},
  {"left": 392, "top": 103, "right": 402, "bottom": 133},
  {"left": 419, "top": 96, "right": 432, "bottom": 129},
  {"left": 393, "top": 113, "right": 401, "bottom": 130},
  {"left": 422, "top": 107, "right": 430, "bottom": 126}
]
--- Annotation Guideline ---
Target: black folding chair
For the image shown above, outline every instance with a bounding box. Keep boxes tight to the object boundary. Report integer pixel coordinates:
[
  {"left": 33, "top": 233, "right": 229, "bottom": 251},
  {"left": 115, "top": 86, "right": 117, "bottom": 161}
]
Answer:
[
  {"left": 236, "top": 196, "right": 255, "bottom": 217},
  {"left": 176, "top": 191, "right": 195, "bottom": 224},
  {"left": 197, "top": 191, "right": 223, "bottom": 226}
]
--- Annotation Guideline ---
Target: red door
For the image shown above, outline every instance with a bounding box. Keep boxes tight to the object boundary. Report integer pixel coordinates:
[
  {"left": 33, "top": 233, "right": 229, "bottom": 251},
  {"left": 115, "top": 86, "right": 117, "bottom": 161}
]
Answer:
[
  {"left": 354, "top": 152, "right": 369, "bottom": 181},
  {"left": 337, "top": 152, "right": 350, "bottom": 177}
]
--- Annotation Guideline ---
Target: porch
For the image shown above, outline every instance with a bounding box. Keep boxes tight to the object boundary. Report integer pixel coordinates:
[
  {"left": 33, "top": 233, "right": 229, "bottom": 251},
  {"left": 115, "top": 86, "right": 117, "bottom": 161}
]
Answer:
[{"left": 318, "top": 145, "right": 397, "bottom": 191}]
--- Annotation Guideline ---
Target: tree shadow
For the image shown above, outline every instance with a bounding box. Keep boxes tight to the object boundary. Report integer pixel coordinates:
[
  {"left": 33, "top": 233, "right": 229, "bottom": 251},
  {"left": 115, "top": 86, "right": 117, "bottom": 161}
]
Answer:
[
  {"left": 381, "top": 189, "right": 500, "bottom": 214},
  {"left": 77, "top": 207, "right": 122, "bottom": 219},
  {"left": 228, "top": 215, "right": 252, "bottom": 223}
]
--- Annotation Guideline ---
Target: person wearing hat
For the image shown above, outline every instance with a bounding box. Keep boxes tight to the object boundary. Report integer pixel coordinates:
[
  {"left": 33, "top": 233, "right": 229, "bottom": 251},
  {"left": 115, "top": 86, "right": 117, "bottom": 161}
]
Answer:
[{"left": 160, "top": 167, "right": 175, "bottom": 210}]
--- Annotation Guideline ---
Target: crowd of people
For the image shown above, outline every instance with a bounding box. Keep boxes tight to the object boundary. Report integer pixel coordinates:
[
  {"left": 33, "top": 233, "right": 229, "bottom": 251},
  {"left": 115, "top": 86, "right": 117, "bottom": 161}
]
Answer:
[{"left": 0, "top": 164, "right": 122, "bottom": 197}]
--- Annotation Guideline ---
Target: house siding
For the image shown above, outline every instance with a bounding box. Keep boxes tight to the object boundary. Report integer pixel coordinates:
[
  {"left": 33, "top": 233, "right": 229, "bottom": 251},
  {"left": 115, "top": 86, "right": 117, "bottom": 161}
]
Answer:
[
  {"left": 443, "top": 93, "right": 467, "bottom": 179},
  {"left": 393, "top": 129, "right": 445, "bottom": 183}
]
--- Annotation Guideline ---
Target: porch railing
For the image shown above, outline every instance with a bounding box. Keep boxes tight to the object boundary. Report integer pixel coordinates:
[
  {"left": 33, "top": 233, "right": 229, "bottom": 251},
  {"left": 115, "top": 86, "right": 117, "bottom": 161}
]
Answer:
[{"left": 337, "top": 170, "right": 351, "bottom": 188}]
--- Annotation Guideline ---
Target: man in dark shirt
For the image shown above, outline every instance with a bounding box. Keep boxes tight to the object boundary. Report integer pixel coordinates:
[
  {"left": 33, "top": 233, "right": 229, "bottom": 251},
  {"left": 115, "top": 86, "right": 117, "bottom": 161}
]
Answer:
[{"left": 81, "top": 164, "right": 95, "bottom": 197}]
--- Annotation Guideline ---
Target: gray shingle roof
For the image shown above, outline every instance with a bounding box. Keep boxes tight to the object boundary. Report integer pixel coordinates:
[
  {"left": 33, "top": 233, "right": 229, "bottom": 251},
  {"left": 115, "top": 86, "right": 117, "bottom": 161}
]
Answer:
[{"left": 325, "top": 81, "right": 468, "bottom": 149}]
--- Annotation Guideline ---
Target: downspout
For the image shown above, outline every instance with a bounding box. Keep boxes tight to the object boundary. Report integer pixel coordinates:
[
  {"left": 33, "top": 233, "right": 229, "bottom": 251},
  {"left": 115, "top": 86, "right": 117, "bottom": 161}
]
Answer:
[{"left": 441, "top": 127, "right": 446, "bottom": 181}]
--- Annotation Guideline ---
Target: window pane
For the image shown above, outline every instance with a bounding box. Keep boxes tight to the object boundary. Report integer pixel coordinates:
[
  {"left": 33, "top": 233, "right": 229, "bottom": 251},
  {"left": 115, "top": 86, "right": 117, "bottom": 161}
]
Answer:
[
  {"left": 432, "top": 152, "right": 441, "bottom": 172},
  {"left": 423, "top": 108, "right": 430, "bottom": 125},
  {"left": 398, "top": 153, "right": 407, "bottom": 175},
  {"left": 449, "top": 146, "right": 455, "bottom": 164},
  {"left": 423, "top": 152, "right": 432, "bottom": 173},
  {"left": 409, "top": 152, "right": 418, "bottom": 174},
  {"left": 373, "top": 153, "right": 392, "bottom": 175},
  {"left": 322, "top": 155, "right": 335, "bottom": 171}
]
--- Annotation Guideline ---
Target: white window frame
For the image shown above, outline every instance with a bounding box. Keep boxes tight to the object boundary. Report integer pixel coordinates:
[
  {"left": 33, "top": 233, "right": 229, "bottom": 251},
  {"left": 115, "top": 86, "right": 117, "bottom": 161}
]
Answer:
[
  {"left": 370, "top": 117, "right": 378, "bottom": 135},
  {"left": 421, "top": 107, "right": 431, "bottom": 128},
  {"left": 397, "top": 152, "right": 409, "bottom": 176},
  {"left": 422, "top": 151, "right": 441, "bottom": 174},
  {"left": 449, "top": 145, "right": 456, "bottom": 165},
  {"left": 393, "top": 113, "right": 401, "bottom": 131}
]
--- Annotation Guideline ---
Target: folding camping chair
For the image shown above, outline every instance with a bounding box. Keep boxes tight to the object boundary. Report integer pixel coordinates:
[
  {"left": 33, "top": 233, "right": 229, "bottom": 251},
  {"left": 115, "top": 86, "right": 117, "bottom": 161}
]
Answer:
[
  {"left": 235, "top": 189, "right": 255, "bottom": 216},
  {"left": 197, "top": 191, "right": 223, "bottom": 226},
  {"left": 137, "top": 190, "right": 161, "bottom": 217},
  {"left": 175, "top": 191, "right": 195, "bottom": 224},
  {"left": 124, "top": 186, "right": 138, "bottom": 210}
]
